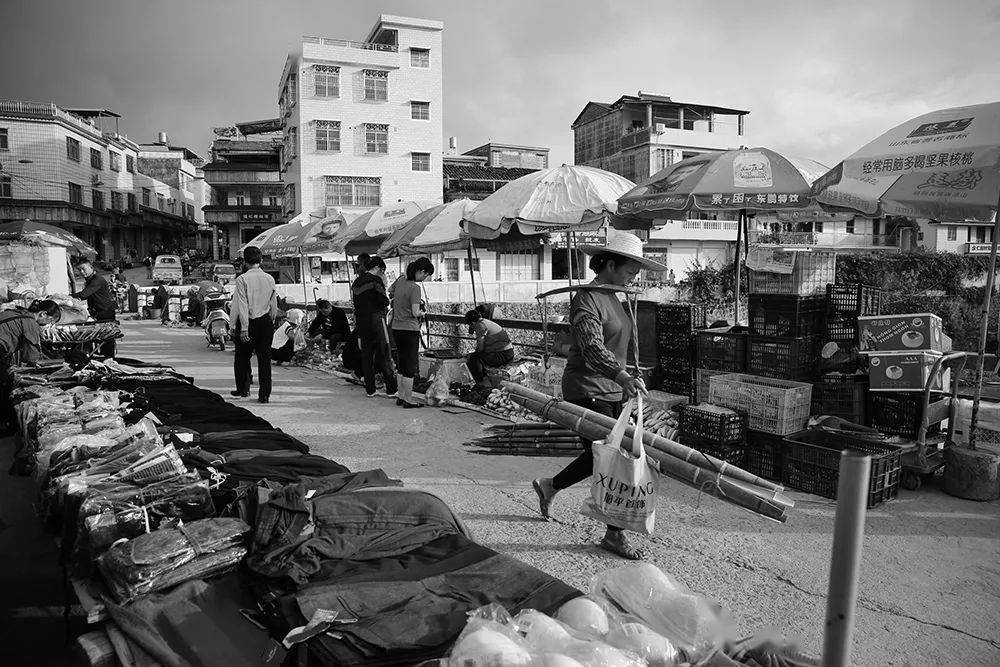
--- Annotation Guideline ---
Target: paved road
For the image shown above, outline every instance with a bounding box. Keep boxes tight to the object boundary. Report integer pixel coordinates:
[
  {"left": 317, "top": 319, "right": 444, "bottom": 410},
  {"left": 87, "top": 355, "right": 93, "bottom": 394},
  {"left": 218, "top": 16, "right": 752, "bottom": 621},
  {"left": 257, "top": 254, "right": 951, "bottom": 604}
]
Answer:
[{"left": 112, "top": 320, "right": 1000, "bottom": 666}]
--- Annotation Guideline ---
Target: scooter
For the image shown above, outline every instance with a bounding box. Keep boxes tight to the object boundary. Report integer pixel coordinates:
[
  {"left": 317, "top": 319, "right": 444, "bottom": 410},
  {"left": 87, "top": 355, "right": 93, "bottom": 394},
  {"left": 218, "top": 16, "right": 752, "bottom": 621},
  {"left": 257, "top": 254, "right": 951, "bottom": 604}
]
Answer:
[{"left": 203, "top": 292, "right": 231, "bottom": 351}]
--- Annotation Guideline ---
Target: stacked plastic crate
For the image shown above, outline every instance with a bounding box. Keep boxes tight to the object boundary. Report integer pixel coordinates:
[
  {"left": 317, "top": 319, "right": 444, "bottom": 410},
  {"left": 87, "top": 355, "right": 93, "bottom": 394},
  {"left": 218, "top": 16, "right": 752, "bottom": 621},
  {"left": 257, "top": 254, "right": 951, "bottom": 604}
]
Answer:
[
  {"left": 655, "top": 303, "right": 706, "bottom": 397},
  {"left": 677, "top": 403, "right": 748, "bottom": 466}
]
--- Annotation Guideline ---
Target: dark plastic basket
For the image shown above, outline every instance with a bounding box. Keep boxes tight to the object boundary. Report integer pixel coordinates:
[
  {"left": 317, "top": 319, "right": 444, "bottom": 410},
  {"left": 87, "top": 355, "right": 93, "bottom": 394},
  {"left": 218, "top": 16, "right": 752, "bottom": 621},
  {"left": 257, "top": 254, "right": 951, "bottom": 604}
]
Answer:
[
  {"left": 695, "top": 328, "right": 748, "bottom": 372},
  {"left": 679, "top": 434, "right": 746, "bottom": 468},
  {"left": 657, "top": 332, "right": 695, "bottom": 354},
  {"left": 782, "top": 429, "right": 902, "bottom": 507},
  {"left": 656, "top": 303, "right": 707, "bottom": 334},
  {"left": 748, "top": 335, "right": 819, "bottom": 380},
  {"left": 744, "top": 429, "right": 791, "bottom": 481},
  {"left": 812, "top": 373, "right": 868, "bottom": 423},
  {"left": 748, "top": 295, "right": 826, "bottom": 338},
  {"left": 658, "top": 375, "right": 693, "bottom": 396},
  {"left": 868, "top": 392, "right": 941, "bottom": 439},
  {"left": 679, "top": 403, "right": 746, "bottom": 444},
  {"left": 826, "top": 284, "right": 882, "bottom": 342}
]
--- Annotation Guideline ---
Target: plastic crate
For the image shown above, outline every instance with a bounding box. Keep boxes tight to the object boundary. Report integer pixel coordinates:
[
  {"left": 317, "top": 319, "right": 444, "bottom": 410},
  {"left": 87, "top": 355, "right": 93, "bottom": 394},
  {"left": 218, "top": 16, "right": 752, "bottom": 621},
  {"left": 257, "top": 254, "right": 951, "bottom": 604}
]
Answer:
[
  {"left": 825, "top": 284, "right": 882, "bottom": 342},
  {"left": 678, "top": 434, "right": 746, "bottom": 468},
  {"left": 694, "top": 368, "right": 729, "bottom": 404},
  {"left": 812, "top": 373, "right": 868, "bottom": 423},
  {"left": 658, "top": 375, "right": 692, "bottom": 396},
  {"left": 679, "top": 403, "right": 746, "bottom": 444},
  {"left": 747, "top": 336, "right": 819, "bottom": 380},
  {"left": 656, "top": 303, "right": 707, "bottom": 334},
  {"left": 867, "top": 392, "right": 941, "bottom": 439},
  {"left": 748, "top": 250, "right": 837, "bottom": 296},
  {"left": 695, "top": 328, "right": 748, "bottom": 372},
  {"left": 708, "top": 373, "right": 812, "bottom": 435},
  {"left": 782, "top": 430, "right": 902, "bottom": 507},
  {"left": 657, "top": 332, "right": 695, "bottom": 354},
  {"left": 744, "top": 429, "right": 790, "bottom": 481},
  {"left": 748, "top": 294, "right": 826, "bottom": 338}
]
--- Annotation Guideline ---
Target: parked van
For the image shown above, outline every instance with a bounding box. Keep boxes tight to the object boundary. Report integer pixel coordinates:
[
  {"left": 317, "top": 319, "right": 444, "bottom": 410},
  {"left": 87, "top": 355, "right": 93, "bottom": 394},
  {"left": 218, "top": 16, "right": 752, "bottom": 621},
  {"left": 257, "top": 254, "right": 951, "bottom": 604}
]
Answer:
[{"left": 151, "top": 255, "right": 183, "bottom": 285}]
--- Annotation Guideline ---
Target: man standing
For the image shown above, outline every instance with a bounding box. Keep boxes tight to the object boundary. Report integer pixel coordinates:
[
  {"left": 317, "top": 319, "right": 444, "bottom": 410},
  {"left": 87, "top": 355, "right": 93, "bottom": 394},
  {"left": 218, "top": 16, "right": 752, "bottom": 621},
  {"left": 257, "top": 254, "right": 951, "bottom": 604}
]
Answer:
[
  {"left": 72, "top": 259, "right": 117, "bottom": 357},
  {"left": 230, "top": 246, "right": 277, "bottom": 403}
]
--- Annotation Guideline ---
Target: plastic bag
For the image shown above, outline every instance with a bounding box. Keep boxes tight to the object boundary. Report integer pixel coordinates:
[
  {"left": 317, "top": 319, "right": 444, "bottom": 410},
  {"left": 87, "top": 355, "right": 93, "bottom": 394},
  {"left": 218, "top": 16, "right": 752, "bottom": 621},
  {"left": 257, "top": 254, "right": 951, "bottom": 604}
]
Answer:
[
  {"left": 449, "top": 604, "right": 532, "bottom": 666},
  {"left": 425, "top": 372, "right": 451, "bottom": 406},
  {"left": 590, "top": 563, "right": 730, "bottom": 664}
]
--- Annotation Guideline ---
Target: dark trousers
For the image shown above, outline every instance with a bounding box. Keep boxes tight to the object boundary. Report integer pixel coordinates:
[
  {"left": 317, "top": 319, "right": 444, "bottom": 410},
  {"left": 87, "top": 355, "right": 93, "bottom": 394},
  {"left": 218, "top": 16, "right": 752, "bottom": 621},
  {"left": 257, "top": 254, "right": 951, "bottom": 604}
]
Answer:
[
  {"left": 467, "top": 348, "right": 515, "bottom": 383},
  {"left": 552, "top": 397, "right": 623, "bottom": 491},
  {"left": 360, "top": 324, "right": 397, "bottom": 395},
  {"left": 93, "top": 314, "right": 117, "bottom": 358},
  {"left": 234, "top": 315, "right": 273, "bottom": 400},
  {"left": 393, "top": 329, "right": 421, "bottom": 379}
]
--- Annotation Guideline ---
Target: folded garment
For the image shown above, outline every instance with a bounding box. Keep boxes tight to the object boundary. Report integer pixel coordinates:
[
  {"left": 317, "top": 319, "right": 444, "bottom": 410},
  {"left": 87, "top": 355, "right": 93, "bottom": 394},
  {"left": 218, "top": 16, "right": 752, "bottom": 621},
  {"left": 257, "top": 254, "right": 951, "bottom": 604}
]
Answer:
[
  {"left": 98, "top": 517, "right": 250, "bottom": 603},
  {"left": 200, "top": 430, "right": 309, "bottom": 455},
  {"left": 219, "top": 453, "right": 348, "bottom": 482}
]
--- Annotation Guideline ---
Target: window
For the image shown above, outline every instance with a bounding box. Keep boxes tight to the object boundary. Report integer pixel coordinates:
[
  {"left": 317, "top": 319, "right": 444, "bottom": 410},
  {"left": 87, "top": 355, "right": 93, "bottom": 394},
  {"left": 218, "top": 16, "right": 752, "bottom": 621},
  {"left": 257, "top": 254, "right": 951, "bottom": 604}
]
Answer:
[
  {"left": 169, "top": 199, "right": 176, "bottom": 214},
  {"left": 324, "top": 176, "right": 381, "bottom": 207},
  {"left": 111, "top": 191, "right": 124, "bottom": 210},
  {"left": 364, "top": 124, "right": 388, "bottom": 154},
  {"left": 285, "top": 183, "right": 296, "bottom": 211},
  {"left": 92, "top": 189, "right": 104, "bottom": 209},
  {"left": 976, "top": 226, "right": 987, "bottom": 244},
  {"left": 814, "top": 221, "right": 824, "bottom": 233},
  {"left": 463, "top": 257, "right": 480, "bottom": 272},
  {"left": 109, "top": 151, "right": 121, "bottom": 172},
  {"left": 185, "top": 203, "right": 194, "bottom": 219},
  {"left": 0, "top": 128, "right": 8, "bottom": 150},
  {"left": 444, "top": 258, "right": 459, "bottom": 281},
  {"left": 947, "top": 225, "right": 957, "bottom": 241},
  {"left": 363, "top": 70, "right": 388, "bottom": 101},
  {"left": 315, "top": 120, "right": 341, "bottom": 151},
  {"left": 268, "top": 195, "right": 280, "bottom": 207},
  {"left": 410, "top": 48, "right": 430, "bottom": 68},
  {"left": 68, "top": 182, "right": 82, "bottom": 204},
  {"left": 90, "top": 148, "right": 103, "bottom": 170},
  {"left": 411, "top": 152, "right": 431, "bottom": 172},
  {"left": 653, "top": 148, "right": 672, "bottom": 173},
  {"left": 67, "top": 137, "right": 81, "bottom": 161},
  {"left": 235, "top": 191, "right": 246, "bottom": 206},
  {"left": 127, "top": 193, "right": 137, "bottom": 211},
  {"left": 0, "top": 174, "right": 11, "bottom": 198},
  {"left": 156, "top": 193, "right": 165, "bottom": 211},
  {"left": 410, "top": 101, "right": 430, "bottom": 120},
  {"left": 845, "top": 219, "right": 855, "bottom": 234},
  {"left": 142, "top": 187, "right": 151, "bottom": 206},
  {"left": 126, "top": 154, "right": 135, "bottom": 173},
  {"left": 314, "top": 65, "right": 340, "bottom": 97}
]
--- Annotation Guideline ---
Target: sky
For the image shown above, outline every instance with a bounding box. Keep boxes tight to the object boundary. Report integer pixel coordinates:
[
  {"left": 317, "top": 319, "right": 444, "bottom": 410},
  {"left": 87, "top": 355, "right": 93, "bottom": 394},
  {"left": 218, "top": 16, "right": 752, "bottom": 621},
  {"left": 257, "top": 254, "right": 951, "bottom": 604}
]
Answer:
[{"left": 2, "top": 0, "right": 998, "bottom": 169}]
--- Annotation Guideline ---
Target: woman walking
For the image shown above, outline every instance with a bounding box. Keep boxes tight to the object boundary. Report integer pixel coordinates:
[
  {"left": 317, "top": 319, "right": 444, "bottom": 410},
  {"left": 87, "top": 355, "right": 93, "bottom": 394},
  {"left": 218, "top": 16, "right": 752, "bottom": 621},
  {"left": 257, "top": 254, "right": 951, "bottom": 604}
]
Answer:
[
  {"left": 531, "top": 231, "right": 667, "bottom": 560},
  {"left": 390, "top": 257, "right": 434, "bottom": 408},
  {"left": 351, "top": 256, "right": 398, "bottom": 397},
  {"left": 464, "top": 309, "right": 515, "bottom": 386}
]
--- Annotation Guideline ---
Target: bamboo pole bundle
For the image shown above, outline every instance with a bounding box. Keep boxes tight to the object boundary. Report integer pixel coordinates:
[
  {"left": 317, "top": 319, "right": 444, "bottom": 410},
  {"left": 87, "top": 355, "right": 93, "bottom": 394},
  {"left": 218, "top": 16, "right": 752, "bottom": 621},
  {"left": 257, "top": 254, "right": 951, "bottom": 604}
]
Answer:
[{"left": 502, "top": 383, "right": 791, "bottom": 521}]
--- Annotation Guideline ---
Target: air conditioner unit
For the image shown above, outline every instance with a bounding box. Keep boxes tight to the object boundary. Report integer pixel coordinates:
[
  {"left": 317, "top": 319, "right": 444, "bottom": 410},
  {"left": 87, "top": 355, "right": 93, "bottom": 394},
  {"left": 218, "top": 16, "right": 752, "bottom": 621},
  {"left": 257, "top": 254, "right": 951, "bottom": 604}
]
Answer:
[
  {"left": 91, "top": 174, "right": 103, "bottom": 186},
  {"left": 654, "top": 123, "right": 666, "bottom": 134}
]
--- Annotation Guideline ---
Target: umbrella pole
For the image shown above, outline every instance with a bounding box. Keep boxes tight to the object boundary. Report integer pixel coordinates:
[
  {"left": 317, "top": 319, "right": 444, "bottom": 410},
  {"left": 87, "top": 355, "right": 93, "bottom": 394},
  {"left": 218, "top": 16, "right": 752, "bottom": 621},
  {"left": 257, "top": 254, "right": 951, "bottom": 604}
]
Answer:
[
  {"left": 301, "top": 254, "right": 308, "bottom": 304},
  {"left": 968, "top": 187, "right": 1000, "bottom": 449},
  {"left": 467, "top": 241, "right": 479, "bottom": 306},
  {"left": 566, "top": 232, "right": 573, "bottom": 287},
  {"left": 733, "top": 209, "right": 745, "bottom": 325}
]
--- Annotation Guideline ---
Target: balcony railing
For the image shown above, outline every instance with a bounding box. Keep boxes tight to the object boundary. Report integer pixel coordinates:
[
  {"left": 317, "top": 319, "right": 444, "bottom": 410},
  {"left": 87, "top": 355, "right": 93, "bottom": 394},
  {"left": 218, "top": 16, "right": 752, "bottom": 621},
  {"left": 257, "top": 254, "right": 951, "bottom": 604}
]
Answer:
[
  {"left": 302, "top": 36, "right": 398, "bottom": 52},
  {"left": 750, "top": 230, "right": 899, "bottom": 249},
  {"left": 0, "top": 100, "right": 104, "bottom": 137}
]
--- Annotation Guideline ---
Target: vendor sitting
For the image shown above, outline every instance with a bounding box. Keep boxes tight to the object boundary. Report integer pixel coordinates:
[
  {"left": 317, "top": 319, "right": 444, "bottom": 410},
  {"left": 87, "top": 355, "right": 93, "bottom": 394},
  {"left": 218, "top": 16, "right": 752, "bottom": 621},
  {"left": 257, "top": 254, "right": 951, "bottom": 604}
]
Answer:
[
  {"left": 272, "top": 308, "right": 305, "bottom": 364},
  {"left": 307, "top": 299, "right": 350, "bottom": 354},
  {"left": 465, "top": 308, "right": 515, "bottom": 385}
]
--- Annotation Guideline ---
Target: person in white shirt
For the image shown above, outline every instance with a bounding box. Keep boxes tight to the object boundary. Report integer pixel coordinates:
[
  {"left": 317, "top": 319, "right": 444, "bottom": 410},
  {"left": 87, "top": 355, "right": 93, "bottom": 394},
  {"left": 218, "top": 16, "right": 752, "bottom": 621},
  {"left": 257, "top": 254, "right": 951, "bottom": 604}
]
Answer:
[{"left": 230, "top": 245, "right": 278, "bottom": 403}]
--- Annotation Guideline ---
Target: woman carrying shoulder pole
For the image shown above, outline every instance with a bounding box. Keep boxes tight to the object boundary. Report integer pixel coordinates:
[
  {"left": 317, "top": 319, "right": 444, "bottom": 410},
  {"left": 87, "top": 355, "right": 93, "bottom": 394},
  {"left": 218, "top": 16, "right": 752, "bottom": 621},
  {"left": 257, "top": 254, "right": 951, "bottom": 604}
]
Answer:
[
  {"left": 531, "top": 230, "right": 667, "bottom": 560},
  {"left": 390, "top": 257, "right": 434, "bottom": 408}
]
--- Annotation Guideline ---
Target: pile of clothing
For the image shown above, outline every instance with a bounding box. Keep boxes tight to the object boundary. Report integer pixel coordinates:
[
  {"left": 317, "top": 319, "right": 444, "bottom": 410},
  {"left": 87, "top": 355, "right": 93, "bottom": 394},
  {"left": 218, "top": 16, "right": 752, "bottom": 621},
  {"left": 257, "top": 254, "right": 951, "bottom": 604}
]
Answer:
[{"left": 8, "top": 357, "right": 581, "bottom": 667}]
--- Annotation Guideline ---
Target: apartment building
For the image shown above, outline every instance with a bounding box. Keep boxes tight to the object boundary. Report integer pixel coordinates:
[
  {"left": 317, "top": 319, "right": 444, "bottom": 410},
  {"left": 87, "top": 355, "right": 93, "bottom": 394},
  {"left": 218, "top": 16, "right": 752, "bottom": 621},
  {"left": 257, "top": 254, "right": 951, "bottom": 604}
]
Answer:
[
  {"left": 278, "top": 14, "right": 444, "bottom": 221},
  {"left": 915, "top": 218, "right": 996, "bottom": 254},
  {"left": 138, "top": 134, "right": 210, "bottom": 251},
  {"left": 202, "top": 119, "right": 284, "bottom": 259},
  {"left": 0, "top": 101, "right": 200, "bottom": 260},
  {"left": 463, "top": 142, "right": 549, "bottom": 170}
]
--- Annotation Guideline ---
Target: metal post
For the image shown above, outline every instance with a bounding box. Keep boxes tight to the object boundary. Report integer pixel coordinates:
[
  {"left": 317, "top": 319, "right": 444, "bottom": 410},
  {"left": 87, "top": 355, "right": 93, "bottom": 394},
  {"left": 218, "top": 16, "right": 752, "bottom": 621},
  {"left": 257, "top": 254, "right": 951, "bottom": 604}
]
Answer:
[
  {"left": 822, "top": 451, "right": 871, "bottom": 667},
  {"left": 969, "top": 186, "right": 1000, "bottom": 449},
  {"left": 733, "top": 210, "right": 744, "bottom": 325},
  {"left": 565, "top": 232, "right": 574, "bottom": 287},
  {"left": 467, "top": 242, "right": 478, "bottom": 305}
]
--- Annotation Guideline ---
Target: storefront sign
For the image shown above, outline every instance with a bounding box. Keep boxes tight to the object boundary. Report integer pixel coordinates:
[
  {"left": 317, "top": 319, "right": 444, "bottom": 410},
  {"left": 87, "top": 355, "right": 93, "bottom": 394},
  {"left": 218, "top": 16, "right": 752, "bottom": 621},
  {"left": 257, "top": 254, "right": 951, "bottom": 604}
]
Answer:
[
  {"left": 240, "top": 212, "right": 273, "bottom": 222},
  {"left": 967, "top": 243, "right": 992, "bottom": 254}
]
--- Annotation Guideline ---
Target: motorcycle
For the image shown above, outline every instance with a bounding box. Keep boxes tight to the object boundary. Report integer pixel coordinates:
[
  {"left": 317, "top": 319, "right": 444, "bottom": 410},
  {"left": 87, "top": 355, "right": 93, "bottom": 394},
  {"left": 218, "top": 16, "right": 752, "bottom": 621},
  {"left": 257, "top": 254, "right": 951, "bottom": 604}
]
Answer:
[{"left": 203, "top": 292, "right": 231, "bottom": 351}]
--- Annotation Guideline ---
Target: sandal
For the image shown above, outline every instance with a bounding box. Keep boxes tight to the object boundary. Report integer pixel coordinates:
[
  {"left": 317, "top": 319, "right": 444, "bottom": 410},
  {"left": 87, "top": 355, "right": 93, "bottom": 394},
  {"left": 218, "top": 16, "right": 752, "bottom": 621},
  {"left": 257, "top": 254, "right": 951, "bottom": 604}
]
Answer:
[
  {"left": 532, "top": 478, "right": 552, "bottom": 520},
  {"left": 600, "top": 532, "right": 644, "bottom": 560}
]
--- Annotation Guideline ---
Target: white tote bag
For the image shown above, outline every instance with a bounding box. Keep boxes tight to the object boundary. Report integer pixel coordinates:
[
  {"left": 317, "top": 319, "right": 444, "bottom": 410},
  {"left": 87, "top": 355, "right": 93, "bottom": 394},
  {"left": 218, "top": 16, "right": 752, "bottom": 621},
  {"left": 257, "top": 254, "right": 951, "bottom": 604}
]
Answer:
[{"left": 580, "top": 394, "right": 659, "bottom": 534}]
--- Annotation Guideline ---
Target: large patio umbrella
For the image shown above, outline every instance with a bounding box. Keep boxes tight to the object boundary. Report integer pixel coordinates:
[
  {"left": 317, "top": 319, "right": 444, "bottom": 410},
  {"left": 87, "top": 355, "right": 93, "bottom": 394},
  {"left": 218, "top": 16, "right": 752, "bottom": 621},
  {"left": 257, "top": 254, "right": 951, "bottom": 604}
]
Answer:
[
  {"left": 378, "top": 199, "right": 477, "bottom": 257},
  {"left": 301, "top": 201, "right": 439, "bottom": 255},
  {"left": 463, "top": 165, "right": 637, "bottom": 239},
  {"left": 813, "top": 101, "right": 1000, "bottom": 448},
  {"left": 0, "top": 220, "right": 97, "bottom": 257},
  {"left": 239, "top": 210, "right": 313, "bottom": 255},
  {"left": 617, "top": 148, "right": 829, "bottom": 321}
]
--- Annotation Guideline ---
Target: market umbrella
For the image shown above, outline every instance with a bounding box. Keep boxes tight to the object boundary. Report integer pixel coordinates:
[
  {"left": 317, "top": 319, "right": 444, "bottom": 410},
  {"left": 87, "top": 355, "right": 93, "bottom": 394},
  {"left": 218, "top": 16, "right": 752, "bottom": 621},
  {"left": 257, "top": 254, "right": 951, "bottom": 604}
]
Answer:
[
  {"left": 813, "top": 102, "right": 1000, "bottom": 449},
  {"left": 300, "top": 201, "right": 439, "bottom": 255},
  {"left": 463, "top": 165, "right": 637, "bottom": 239},
  {"left": 378, "top": 199, "right": 477, "bottom": 257},
  {"left": 238, "top": 211, "right": 313, "bottom": 255},
  {"left": 617, "top": 148, "right": 829, "bottom": 321},
  {"left": 0, "top": 220, "right": 97, "bottom": 257}
]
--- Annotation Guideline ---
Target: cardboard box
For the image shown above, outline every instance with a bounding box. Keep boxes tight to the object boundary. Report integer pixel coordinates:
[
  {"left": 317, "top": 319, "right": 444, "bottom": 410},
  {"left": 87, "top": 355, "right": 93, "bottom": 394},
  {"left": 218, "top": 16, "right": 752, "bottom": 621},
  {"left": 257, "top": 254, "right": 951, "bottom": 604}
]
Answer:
[
  {"left": 858, "top": 313, "right": 944, "bottom": 352},
  {"left": 868, "top": 351, "right": 949, "bottom": 391}
]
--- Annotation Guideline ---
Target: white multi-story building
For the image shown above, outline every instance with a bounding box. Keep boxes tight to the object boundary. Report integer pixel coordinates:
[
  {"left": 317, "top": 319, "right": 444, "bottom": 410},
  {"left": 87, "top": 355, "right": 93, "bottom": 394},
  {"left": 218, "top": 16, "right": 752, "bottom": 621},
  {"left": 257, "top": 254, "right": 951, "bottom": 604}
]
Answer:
[
  {"left": 278, "top": 14, "right": 444, "bottom": 219},
  {"left": 0, "top": 101, "right": 202, "bottom": 261}
]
